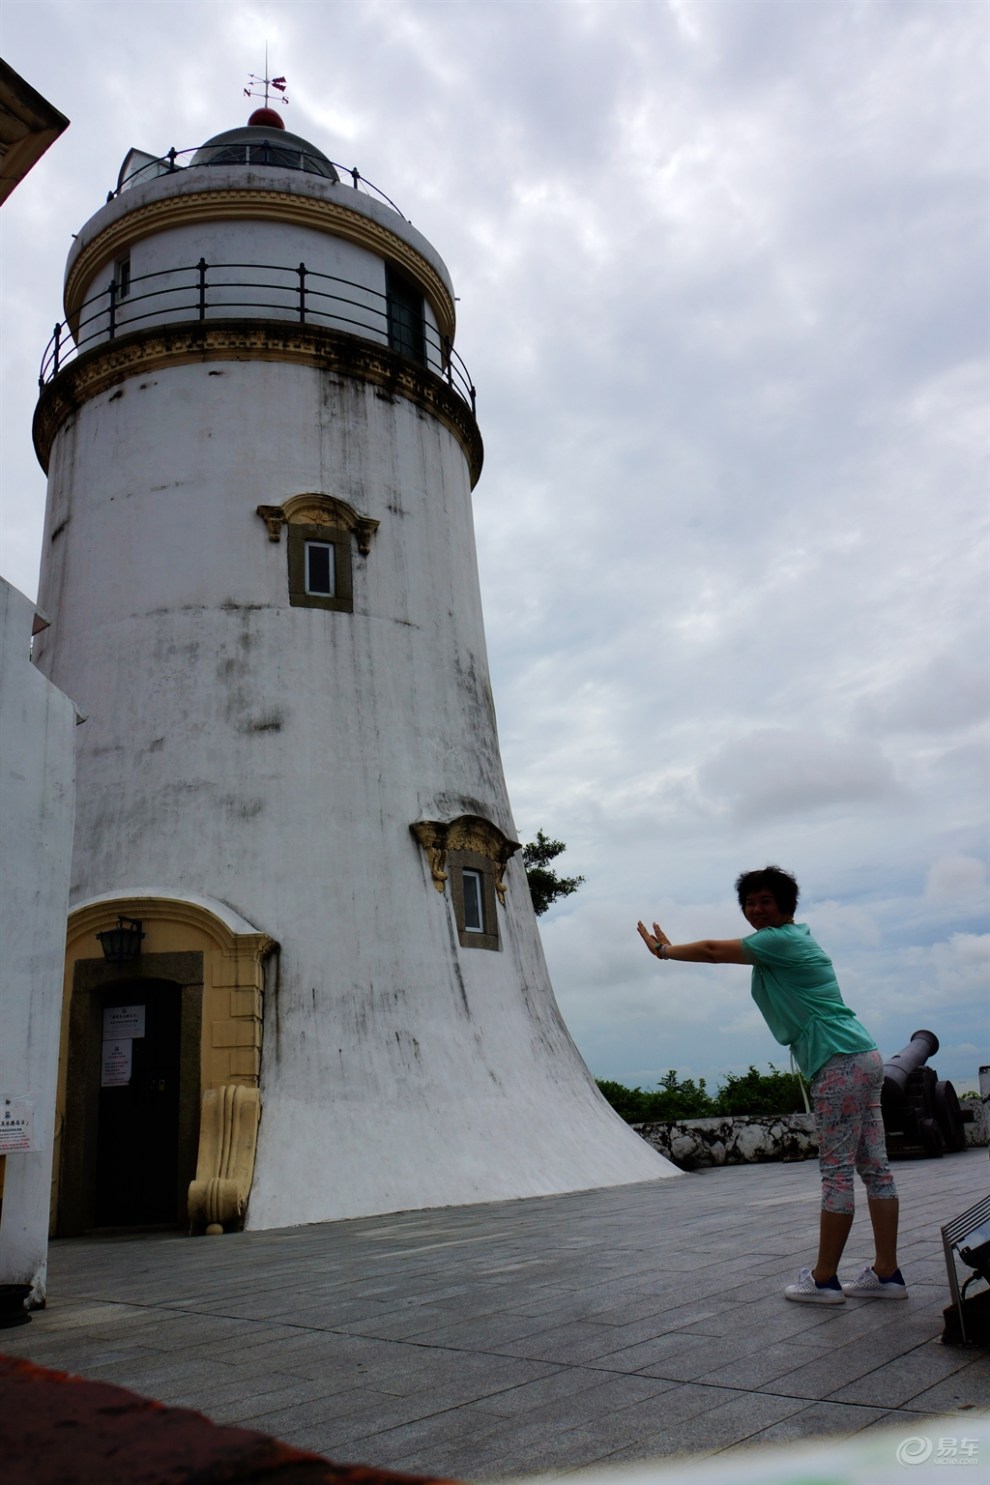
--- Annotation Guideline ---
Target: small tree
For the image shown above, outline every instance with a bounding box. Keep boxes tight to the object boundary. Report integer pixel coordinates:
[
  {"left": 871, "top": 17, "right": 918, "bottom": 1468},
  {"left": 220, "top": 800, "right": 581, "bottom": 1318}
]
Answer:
[
  {"left": 712, "top": 1064, "right": 806, "bottom": 1117},
  {"left": 523, "top": 829, "right": 585, "bottom": 916}
]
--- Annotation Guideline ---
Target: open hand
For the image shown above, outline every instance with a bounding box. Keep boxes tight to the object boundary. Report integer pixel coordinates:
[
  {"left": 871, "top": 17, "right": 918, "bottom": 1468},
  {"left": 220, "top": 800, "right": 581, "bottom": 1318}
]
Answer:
[{"left": 637, "top": 920, "right": 671, "bottom": 957}]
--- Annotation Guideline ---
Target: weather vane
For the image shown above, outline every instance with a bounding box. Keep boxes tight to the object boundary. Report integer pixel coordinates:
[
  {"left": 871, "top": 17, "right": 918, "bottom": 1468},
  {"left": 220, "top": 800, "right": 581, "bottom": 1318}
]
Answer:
[{"left": 244, "top": 49, "right": 288, "bottom": 110}]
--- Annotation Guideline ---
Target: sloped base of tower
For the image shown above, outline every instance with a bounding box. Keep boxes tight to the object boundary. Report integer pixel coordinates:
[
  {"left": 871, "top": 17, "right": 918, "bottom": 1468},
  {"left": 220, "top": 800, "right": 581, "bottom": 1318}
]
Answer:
[{"left": 244, "top": 1086, "right": 680, "bottom": 1230}]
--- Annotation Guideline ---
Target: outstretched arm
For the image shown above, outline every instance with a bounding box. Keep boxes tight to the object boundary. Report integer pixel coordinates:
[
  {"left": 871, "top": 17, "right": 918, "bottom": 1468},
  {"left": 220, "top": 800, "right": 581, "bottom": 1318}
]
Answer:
[{"left": 636, "top": 920, "right": 748, "bottom": 965}]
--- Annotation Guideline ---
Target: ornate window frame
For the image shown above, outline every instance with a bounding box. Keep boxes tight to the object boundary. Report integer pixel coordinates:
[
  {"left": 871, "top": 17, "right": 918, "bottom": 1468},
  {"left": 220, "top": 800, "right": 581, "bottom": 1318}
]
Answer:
[
  {"left": 257, "top": 494, "right": 379, "bottom": 613},
  {"left": 411, "top": 814, "right": 520, "bottom": 952}
]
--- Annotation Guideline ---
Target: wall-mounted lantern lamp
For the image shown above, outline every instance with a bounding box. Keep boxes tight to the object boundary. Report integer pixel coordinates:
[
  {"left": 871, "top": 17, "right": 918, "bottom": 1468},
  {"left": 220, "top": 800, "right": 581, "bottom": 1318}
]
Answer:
[{"left": 96, "top": 916, "right": 145, "bottom": 964}]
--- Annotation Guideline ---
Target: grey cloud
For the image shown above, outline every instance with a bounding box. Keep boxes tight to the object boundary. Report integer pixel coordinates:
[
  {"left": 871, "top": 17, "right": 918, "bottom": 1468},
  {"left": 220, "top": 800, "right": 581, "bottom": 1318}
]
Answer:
[
  {"left": 855, "top": 651, "right": 990, "bottom": 736},
  {"left": 699, "top": 727, "right": 904, "bottom": 823}
]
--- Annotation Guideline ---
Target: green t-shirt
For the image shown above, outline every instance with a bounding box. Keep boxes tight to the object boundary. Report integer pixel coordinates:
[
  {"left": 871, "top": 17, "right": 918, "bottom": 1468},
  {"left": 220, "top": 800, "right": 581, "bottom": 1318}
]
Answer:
[{"left": 741, "top": 922, "right": 876, "bottom": 1080}]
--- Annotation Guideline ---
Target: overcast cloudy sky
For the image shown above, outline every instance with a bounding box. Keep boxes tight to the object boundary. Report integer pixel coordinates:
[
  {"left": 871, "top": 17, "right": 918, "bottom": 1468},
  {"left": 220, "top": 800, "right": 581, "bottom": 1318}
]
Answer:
[{"left": 2, "top": 0, "right": 987, "bottom": 1092}]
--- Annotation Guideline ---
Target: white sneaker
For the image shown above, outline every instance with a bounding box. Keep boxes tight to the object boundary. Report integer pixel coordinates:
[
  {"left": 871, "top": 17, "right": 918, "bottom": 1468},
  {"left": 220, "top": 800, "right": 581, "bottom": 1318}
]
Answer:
[
  {"left": 841, "top": 1265, "right": 908, "bottom": 1299},
  {"left": 784, "top": 1266, "right": 845, "bottom": 1304}
]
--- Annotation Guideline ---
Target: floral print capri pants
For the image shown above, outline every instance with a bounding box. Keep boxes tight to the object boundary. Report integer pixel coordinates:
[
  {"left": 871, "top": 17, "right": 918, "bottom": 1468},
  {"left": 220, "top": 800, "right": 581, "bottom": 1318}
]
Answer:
[{"left": 811, "top": 1049, "right": 897, "bottom": 1215}]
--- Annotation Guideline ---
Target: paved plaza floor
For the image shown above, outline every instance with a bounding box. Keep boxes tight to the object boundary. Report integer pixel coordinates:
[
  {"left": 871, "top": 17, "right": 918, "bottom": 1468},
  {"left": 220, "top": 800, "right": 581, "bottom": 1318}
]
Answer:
[{"left": 4, "top": 1147, "right": 988, "bottom": 1480}]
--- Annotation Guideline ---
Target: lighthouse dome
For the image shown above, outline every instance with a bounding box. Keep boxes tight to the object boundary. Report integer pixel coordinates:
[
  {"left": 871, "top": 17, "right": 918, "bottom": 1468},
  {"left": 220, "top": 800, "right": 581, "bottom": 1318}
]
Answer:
[{"left": 191, "top": 123, "right": 339, "bottom": 181}]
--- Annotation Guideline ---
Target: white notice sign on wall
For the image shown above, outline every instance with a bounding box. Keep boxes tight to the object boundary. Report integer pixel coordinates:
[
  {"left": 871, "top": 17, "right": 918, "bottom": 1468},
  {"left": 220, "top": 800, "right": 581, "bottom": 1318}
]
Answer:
[
  {"left": 0, "top": 1098, "right": 35, "bottom": 1153},
  {"left": 103, "top": 1004, "right": 145, "bottom": 1040},
  {"left": 101, "top": 1040, "right": 133, "bottom": 1087}
]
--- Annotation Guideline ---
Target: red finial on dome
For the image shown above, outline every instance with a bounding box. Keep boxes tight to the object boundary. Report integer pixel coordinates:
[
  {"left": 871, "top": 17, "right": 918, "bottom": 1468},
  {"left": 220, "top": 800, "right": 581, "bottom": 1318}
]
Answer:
[{"left": 248, "top": 107, "right": 285, "bottom": 130}]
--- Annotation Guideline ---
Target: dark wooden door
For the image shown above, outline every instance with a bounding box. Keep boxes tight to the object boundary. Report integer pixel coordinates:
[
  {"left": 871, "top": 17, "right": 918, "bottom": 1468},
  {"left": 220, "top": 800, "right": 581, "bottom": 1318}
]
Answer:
[{"left": 95, "top": 983, "right": 181, "bottom": 1226}]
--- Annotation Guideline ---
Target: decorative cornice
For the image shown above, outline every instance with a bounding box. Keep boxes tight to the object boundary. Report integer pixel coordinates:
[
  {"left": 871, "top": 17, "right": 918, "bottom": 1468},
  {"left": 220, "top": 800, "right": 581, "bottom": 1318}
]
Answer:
[
  {"left": 64, "top": 187, "right": 455, "bottom": 345},
  {"left": 411, "top": 815, "right": 521, "bottom": 906},
  {"left": 33, "top": 320, "right": 484, "bottom": 486},
  {"left": 257, "top": 495, "right": 380, "bottom": 553},
  {"left": 66, "top": 894, "right": 276, "bottom": 962}
]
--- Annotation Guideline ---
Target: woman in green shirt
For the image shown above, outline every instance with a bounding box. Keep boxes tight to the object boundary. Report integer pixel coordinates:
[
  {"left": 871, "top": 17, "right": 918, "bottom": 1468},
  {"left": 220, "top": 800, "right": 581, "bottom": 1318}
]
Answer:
[{"left": 637, "top": 865, "right": 905, "bottom": 1305}]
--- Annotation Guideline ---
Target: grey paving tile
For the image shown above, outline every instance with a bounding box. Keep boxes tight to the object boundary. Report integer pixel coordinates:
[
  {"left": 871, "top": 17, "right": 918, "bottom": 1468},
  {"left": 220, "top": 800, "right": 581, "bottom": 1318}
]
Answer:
[
  {"left": 241, "top": 1392, "right": 448, "bottom": 1450},
  {"left": 494, "top": 1319, "right": 651, "bottom": 1366},
  {"left": 356, "top": 1309, "right": 557, "bottom": 1349},
  {"left": 590, "top": 1331, "right": 721, "bottom": 1378},
  {"left": 694, "top": 1338, "right": 832, "bottom": 1390},
  {"left": 376, "top": 1352, "right": 565, "bottom": 1403},
  {"left": 0, "top": 1337, "right": 160, "bottom": 1372},
  {"left": 188, "top": 1322, "right": 323, "bottom": 1363},
  {"left": 598, "top": 1390, "right": 807, "bottom": 1462},
  {"left": 317, "top": 1397, "right": 510, "bottom": 1462},
  {"left": 901, "top": 1356, "right": 990, "bottom": 1414},
  {"left": 747, "top": 1327, "right": 946, "bottom": 1402},
  {"left": 151, "top": 1374, "right": 330, "bottom": 1417},
  {"left": 468, "top": 1366, "right": 676, "bottom": 1420},
  {"left": 827, "top": 1341, "right": 978, "bottom": 1407},
  {"left": 490, "top": 1371, "right": 677, "bottom": 1432},
  {"left": 745, "top": 1398, "right": 896, "bottom": 1443}
]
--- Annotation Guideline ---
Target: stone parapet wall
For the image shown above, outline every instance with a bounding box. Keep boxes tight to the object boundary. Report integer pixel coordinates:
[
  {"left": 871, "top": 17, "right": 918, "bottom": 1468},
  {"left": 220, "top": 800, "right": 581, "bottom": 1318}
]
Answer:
[
  {"left": 635, "top": 1101, "right": 989, "bottom": 1172},
  {"left": 634, "top": 1114, "right": 818, "bottom": 1171},
  {"left": 962, "top": 1096, "right": 990, "bottom": 1148}
]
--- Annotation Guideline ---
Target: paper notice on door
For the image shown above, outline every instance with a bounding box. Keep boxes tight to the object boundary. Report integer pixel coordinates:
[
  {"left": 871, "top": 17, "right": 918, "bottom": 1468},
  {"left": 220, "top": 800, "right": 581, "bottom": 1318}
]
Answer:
[
  {"left": 103, "top": 1004, "right": 145, "bottom": 1040},
  {"left": 0, "top": 1098, "right": 34, "bottom": 1153},
  {"left": 101, "top": 1040, "right": 133, "bottom": 1087}
]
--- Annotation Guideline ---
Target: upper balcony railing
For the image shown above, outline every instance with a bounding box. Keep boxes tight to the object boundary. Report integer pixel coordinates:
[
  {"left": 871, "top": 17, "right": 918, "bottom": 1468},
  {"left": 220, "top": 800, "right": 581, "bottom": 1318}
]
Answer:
[
  {"left": 38, "top": 258, "right": 476, "bottom": 415},
  {"left": 108, "top": 142, "right": 407, "bottom": 219}
]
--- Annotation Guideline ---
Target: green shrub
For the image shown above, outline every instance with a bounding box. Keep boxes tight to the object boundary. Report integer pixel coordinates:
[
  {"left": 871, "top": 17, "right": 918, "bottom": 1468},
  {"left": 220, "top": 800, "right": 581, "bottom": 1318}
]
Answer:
[
  {"left": 594, "top": 1080, "right": 657, "bottom": 1122},
  {"left": 596, "top": 1070, "right": 712, "bottom": 1121},
  {"left": 596, "top": 1064, "right": 807, "bottom": 1123},
  {"left": 645, "top": 1069, "right": 713, "bottom": 1120},
  {"left": 711, "top": 1064, "right": 806, "bottom": 1117}
]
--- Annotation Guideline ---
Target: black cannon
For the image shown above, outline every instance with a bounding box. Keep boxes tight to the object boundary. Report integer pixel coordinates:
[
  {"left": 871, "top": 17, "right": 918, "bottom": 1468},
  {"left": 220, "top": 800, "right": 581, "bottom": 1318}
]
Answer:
[{"left": 881, "top": 1028, "right": 966, "bottom": 1158}]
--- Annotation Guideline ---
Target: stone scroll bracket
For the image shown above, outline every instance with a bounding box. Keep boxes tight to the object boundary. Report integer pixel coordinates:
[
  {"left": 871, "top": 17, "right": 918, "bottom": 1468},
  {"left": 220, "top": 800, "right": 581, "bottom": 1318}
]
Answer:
[
  {"left": 188, "top": 1084, "right": 261, "bottom": 1235},
  {"left": 411, "top": 815, "right": 520, "bottom": 907}
]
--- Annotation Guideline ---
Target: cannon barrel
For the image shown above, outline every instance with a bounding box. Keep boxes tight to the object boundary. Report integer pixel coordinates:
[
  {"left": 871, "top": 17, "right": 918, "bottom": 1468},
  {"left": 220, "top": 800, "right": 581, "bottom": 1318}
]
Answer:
[{"left": 883, "top": 1028, "right": 939, "bottom": 1098}]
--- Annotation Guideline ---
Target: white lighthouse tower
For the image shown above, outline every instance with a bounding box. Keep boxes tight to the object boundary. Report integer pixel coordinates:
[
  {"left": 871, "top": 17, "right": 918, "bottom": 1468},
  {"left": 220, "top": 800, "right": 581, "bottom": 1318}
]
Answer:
[{"left": 32, "top": 104, "right": 674, "bottom": 1234}]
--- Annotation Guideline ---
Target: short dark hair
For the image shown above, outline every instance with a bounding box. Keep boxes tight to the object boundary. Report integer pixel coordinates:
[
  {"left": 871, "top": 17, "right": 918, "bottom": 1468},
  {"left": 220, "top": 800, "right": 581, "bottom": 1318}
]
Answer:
[{"left": 735, "top": 865, "right": 800, "bottom": 917}]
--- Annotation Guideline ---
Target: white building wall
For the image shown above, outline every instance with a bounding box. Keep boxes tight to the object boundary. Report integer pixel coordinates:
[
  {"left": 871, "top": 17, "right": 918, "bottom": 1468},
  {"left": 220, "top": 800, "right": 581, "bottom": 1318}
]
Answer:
[{"left": 0, "top": 580, "right": 77, "bottom": 1298}]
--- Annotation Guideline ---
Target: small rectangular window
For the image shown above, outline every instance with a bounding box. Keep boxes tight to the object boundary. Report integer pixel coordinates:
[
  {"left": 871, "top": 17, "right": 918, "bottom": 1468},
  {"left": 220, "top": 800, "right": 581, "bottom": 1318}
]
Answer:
[
  {"left": 462, "top": 869, "right": 485, "bottom": 933},
  {"left": 115, "top": 256, "right": 131, "bottom": 299},
  {"left": 287, "top": 523, "right": 353, "bottom": 613},
  {"left": 305, "top": 541, "right": 335, "bottom": 596},
  {"left": 449, "top": 851, "right": 499, "bottom": 950}
]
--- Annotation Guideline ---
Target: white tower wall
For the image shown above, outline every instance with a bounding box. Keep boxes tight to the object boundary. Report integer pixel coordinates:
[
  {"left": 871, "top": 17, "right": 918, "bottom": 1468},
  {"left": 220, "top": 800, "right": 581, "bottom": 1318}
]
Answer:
[{"left": 33, "top": 119, "right": 677, "bottom": 1232}]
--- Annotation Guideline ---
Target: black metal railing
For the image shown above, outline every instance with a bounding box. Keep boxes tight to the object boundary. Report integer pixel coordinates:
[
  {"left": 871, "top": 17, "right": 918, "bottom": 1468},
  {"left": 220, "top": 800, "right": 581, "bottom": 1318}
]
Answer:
[
  {"left": 38, "top": 258, "right": 477, "bottom": 414},
  {"left": 110, "top": 142, "right": 406, "bottom": 219}
]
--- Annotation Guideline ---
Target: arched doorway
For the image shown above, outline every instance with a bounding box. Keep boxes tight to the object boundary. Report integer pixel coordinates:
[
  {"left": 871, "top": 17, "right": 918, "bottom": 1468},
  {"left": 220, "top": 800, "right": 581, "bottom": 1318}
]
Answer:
[{"left": 55, "top": 896, "right": 275, "bottom": 1236}]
